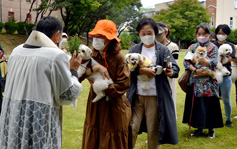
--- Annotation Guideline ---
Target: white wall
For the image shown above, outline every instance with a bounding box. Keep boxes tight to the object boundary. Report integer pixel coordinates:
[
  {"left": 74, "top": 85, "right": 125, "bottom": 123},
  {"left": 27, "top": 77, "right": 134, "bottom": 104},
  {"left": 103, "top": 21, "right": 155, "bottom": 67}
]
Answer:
[{"left": 216, "top": 0, "right": 237, "bottom": 29}]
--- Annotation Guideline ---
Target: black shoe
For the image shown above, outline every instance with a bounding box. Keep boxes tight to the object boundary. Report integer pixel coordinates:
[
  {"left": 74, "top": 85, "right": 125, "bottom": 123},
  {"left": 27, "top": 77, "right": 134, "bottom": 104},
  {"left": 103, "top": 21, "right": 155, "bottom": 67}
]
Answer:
[
  {"left": 191, "top": 129, "right": 204, "bottom": 136},
  {"left": 208, "top": 130, "right": 215, "bottom": 139},
  {"left": 225, "top": 120, "right": 232, "bottom": 127}
]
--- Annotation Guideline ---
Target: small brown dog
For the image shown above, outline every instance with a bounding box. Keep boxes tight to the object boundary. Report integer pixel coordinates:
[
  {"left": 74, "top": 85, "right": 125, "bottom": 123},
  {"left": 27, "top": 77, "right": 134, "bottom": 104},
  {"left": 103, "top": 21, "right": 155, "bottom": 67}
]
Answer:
[{"left": 193, "top": 46, "right": 216, "bottom": 79}]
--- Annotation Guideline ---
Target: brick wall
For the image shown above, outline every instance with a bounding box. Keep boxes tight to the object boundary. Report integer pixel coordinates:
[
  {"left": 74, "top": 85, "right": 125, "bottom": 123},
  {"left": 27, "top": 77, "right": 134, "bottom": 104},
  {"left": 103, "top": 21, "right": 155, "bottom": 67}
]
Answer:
[
  {"left": 1, "top": 0, "right": 61, "bottom": 23},
  {"left": 206, "top": 0, "right": 217, "bottom": 28}
]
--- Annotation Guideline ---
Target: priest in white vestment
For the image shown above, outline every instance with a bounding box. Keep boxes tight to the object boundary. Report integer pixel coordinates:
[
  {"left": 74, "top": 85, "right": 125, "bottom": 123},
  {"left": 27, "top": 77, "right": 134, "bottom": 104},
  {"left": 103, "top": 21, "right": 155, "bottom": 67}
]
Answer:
[{"left": 0, "top": 16, "right": 82, "bottom": 149}]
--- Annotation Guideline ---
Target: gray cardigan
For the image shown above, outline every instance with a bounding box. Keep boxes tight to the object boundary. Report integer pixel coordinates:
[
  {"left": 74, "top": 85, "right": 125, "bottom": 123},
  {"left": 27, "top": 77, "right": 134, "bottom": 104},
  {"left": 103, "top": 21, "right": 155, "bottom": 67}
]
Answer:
[{"left": 126, "top": 41, "right": 179, "bottom": 145}]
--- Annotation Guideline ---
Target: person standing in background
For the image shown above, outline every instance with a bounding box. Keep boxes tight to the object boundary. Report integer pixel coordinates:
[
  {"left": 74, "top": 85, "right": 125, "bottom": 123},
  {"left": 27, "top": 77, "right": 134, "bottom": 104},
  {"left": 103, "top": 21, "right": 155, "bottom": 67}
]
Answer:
[
  {"left": 59, "top": 32, "right": 69, "bottom": 54},
  {"left": 127, "top": 18, "right": 179, "bottom": 149},
  {"left": 156, "top": 22, "right": 179, "bottom": 117},
  {"left": 182, "top": 23, "right": 223, "bottom": 139},
  {"left": 231, "top": 45, "right": 237, "bottom": 119},
  {"left": 0, "top": 44, "right": 4, "bottom": 115},
  {"left": 213, "top": 24, "right": 236, "bottom": 127}
]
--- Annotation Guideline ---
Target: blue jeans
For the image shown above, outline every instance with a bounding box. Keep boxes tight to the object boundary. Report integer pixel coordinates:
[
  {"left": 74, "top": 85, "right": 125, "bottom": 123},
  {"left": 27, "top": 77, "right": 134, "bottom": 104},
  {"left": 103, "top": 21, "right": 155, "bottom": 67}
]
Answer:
[{"left": 220, "top": 76, "right": 232, "bottom": 121}]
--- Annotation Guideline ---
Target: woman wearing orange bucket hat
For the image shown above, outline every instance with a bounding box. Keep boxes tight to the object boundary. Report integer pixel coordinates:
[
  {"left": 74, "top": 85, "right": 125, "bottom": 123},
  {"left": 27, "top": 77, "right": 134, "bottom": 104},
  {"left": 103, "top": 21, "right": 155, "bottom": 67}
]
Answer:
[{"left": 79, "top": 19, "right": 132, "bottom": 149}]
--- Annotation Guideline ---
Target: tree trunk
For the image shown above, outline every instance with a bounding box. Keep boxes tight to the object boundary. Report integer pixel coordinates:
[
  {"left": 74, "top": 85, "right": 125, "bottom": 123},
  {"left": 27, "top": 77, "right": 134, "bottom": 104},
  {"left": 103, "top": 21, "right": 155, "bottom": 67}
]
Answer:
[{"left": 24, "top": 0, "right": 36, "bottom": 36}]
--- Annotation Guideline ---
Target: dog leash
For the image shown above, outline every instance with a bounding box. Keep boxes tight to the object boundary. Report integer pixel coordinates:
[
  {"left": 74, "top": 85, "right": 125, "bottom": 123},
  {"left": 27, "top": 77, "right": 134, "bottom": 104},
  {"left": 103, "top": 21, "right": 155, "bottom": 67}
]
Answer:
[{"left": 189, "top": 79, "right": 195, "bottom": 131}]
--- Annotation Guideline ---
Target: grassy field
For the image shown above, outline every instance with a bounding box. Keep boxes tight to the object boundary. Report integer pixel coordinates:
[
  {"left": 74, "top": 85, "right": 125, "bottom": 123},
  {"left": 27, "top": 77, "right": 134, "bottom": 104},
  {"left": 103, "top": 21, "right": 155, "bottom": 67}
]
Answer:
[
  {"left": 62, "top": 50, "right": 237, "bottom": 149},
  {"left": 0, "top": 34, "right": 236, "bottom": 148}
]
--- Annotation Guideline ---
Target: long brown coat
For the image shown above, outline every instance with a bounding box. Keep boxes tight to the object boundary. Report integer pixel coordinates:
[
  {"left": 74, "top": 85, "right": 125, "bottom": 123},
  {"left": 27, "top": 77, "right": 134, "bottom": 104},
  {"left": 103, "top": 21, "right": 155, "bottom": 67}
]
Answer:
[{"left": 80, "top": 50, "right": 132, "bottom": 149}]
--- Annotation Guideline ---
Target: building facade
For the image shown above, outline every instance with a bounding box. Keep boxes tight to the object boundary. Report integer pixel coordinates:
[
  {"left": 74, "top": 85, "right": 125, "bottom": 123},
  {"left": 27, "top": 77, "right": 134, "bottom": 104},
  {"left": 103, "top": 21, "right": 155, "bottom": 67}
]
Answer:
[
  {"left": 0, "top": 0, "right": 61, "bottom": 23},
  {"left": 206, "top": 0, "right": 237, "bottom": 29}
]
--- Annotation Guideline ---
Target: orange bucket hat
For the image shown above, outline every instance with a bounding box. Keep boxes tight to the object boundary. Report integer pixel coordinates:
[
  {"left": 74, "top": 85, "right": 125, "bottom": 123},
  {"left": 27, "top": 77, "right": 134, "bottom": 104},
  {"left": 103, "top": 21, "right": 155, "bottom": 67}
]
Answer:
[{"left": 89, "top": 19, "right": 120, "bottom": 42}]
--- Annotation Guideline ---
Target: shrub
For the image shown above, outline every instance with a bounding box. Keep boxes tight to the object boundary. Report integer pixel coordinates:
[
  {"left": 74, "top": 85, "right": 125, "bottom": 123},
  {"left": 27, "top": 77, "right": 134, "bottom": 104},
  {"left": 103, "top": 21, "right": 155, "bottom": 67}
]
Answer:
[
  {"left": 27, "top": 23, "right": 35, "bottom": 33},
  {"left": 4, "top": 22, "right": 19, "bottom": 34},
  {"left": 0, "top": 22, "right": 4, "bottom": 33},
  {"left": 120, "top": 33, "right": 138, "bottom": 50},
  {"left": 227, "top": 29, "right": 237, "bottom": 44},
  {"left": 68, "top": 35, "right": 80, "bottom": 55},
  {"left": 17, "top": 22, "right": 27, "bottom": 35}
]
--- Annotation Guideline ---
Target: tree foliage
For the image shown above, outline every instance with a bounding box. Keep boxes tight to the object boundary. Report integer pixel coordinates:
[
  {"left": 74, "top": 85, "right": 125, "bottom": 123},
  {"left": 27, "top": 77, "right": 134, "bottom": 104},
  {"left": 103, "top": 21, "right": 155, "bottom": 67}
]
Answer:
[{"left": 153, "top": 0, "right": 211, "bottom": 44}]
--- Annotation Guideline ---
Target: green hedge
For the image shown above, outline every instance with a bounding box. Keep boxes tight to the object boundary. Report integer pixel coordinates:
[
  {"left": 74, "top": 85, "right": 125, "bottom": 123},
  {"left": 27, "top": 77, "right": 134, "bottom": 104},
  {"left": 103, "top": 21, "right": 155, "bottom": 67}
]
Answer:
[
  {"left": 0, "top": 22, "right": 4, "bottom": 33},
  {"left": 27, "top": 23, "right": 35, "bottom": 33},
  {"left": 17, "top": 22, "right": 27, "bottom": 35},
  {"left": 4, "top": 22, "right": 19, "bottom": 34}
]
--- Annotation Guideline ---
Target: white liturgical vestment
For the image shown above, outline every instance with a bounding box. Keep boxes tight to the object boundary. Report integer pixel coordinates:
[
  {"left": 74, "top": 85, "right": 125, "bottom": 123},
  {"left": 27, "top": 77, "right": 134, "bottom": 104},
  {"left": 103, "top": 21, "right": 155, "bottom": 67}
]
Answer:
[{"left": 0, "top": 31, "right": 82, "bottom": 149}]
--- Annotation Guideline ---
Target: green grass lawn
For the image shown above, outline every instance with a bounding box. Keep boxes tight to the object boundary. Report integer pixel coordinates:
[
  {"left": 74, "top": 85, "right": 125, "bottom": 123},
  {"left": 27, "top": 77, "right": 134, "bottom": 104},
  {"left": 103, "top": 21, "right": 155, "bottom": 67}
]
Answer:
[{"left": 62, "top": 49, "right": 237, "bottom": 149}]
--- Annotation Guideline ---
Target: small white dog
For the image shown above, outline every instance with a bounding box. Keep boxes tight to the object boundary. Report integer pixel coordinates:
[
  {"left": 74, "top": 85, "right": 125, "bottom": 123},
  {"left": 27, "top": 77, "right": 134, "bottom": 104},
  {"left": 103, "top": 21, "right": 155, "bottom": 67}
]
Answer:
[
  {"left": 215, "top": 44, "right": 232, "bottom": 83},
  {"left": 126, "top": 53, "right": 163, "bottom": 90},
  {"left": 77, "top": 44, "right": 113, "bottom": 103}
]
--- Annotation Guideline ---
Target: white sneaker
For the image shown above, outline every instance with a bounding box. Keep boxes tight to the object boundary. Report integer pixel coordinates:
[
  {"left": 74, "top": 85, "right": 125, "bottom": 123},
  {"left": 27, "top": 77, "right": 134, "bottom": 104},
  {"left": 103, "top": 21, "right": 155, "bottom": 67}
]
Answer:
[{"left": 234, "top": 116, "right": 237, "bottom": 119}]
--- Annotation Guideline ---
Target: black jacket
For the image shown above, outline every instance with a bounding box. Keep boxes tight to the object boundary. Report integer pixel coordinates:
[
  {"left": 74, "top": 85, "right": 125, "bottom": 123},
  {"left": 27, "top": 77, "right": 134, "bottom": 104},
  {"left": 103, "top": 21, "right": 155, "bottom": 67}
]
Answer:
[{"left": 126, "top": 41, "right": 179, "bottom": 145}]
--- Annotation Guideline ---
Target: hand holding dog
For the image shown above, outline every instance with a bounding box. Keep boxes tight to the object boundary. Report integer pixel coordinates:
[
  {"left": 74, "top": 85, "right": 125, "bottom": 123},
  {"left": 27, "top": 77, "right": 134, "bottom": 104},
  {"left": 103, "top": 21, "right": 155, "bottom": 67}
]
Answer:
[
  {"left": 139, "top": 67, "right": 156, "bottom": 78},
  {"left": 93, "top": 64, "right": 110, "bottom": 80},
  {"left": 70, "top": 50, "right": 82, "bottom": 71},
  {"left": 163, "top": 65, "right": 173, "bottom": 77},
  {"left": 195, "top": 68, "right": 209, "bottom": 77}
]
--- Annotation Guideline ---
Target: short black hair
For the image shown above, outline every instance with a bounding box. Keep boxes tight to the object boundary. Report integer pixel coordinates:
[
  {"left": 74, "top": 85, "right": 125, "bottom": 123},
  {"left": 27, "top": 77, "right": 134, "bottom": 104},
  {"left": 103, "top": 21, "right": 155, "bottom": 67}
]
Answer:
[
  {"left": 215, "top": 24, "right": 231, "bottom": 35},
  {"left": 136, "top": 18, "right": 159, "bottom": 35},
  {"left": 195, "top": 23, "right": 211, "bottom": 35},
  {"left": 36, "top": 16, "right": 63, "bottom": 38}
]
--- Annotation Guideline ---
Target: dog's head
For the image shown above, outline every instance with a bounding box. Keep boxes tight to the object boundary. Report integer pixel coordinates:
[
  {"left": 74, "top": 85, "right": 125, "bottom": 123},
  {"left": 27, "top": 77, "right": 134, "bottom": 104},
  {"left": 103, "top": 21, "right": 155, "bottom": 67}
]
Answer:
[
  {"left": 78, "top": 44, "right": 92, "bottom": 60},
  {"left": 195, "top": 46, "right": 207, "bottom": 59},
  {"left": 219, "top": 44, "right": 232, "bottom": 56},
  {"left": 126, "top": 53, "right": 141, "bottom": 66}
]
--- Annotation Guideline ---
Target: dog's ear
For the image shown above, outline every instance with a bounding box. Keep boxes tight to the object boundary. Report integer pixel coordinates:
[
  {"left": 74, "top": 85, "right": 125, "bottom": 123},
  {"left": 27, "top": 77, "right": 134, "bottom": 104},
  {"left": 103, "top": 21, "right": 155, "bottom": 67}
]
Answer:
[
  {"left": 85, "top": 47, "right": 92, "bottom": 56},
  {"left": 126, "top": 54, "right": 131, "bottom": 60},
  {"left": 137, "top": 54, "right": 142, "bottom": 60}
]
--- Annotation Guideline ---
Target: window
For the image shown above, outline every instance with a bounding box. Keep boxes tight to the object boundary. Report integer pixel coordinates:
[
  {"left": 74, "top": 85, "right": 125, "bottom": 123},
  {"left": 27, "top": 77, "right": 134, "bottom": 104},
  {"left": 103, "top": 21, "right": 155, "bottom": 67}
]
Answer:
[
  {"left": 26, "top": 0, "right": 31, "bottom": 2},
  {"left": 230, "top": 17, "right": 233, "bottom": 30},
  {"left": 235, "top": 0, "right": 237, "bottom": 8},
  {"left": 211, "top": 16, "right": 214, "bottom": 28},
  {"left": 8, "top": 11, "right": 15, "bottom": 22},
  {"left": 26, "top": 13, "right": 32, "bottom": 23}
]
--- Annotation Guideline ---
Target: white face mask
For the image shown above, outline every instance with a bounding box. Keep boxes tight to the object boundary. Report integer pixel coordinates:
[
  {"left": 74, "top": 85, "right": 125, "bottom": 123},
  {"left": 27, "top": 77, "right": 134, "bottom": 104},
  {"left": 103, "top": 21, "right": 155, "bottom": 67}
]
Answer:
[
  {"left": 93, "top": 38, "right": 107, "bottom": 50},
  {"left": 197, "top": 35, "right": 210, "bottom": 44},
  {"left": 217, "top": 35, "right": 227, "bottom": 42},
  {"left": 140, "top": 35, "right": 155, "bottom": 46}
]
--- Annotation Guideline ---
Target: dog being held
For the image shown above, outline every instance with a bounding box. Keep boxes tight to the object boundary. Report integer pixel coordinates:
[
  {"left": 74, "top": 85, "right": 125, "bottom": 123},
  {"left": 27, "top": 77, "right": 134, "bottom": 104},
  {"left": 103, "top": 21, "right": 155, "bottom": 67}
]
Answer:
[
  {"left": 184, "top": 46, "right": 216, "bottom": 80},
  {"left": 126, "top": 53, "right": 163, "bottom": 90},
  {"left": 77, "top": 44, "right": 113, "bottom": 103},
  {"left": 193, "top": 46, "right": 216, "bottom": 79},
  {"left": 215, "top": 43, "right": 233, "bottom": 83}
]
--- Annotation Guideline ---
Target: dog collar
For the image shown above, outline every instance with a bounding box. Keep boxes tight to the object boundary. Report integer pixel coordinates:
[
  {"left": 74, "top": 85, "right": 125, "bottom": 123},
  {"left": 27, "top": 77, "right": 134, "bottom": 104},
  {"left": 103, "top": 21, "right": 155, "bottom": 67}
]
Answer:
[{"left": 81, "top": 59, "right": 91, "bottom": 64}]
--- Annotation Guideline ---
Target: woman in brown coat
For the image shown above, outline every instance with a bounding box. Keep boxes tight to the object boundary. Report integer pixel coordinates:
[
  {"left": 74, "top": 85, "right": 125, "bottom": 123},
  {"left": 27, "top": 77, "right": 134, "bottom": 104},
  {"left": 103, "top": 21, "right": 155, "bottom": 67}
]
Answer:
[{"left": 79, "top": 19, "right": 132, "bottom": 149}]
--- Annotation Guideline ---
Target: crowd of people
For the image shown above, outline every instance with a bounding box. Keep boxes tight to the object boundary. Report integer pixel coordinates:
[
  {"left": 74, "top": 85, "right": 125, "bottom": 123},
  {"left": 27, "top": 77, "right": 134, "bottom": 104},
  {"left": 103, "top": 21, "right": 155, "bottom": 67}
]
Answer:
[{"left": 0, "top": 16, "right": 236, "bottom": 148}]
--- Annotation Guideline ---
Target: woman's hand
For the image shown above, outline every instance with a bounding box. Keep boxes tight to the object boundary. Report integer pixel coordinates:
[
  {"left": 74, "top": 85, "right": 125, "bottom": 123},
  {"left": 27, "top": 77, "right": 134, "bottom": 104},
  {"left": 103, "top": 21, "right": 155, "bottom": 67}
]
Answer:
[
  {"left": 139, "top": 67, "right": 156, "bottom": 78},
  {"left": 199, "top": 58, "right": 210, "bottom": 67},
  {"left": 194, "top": 68, "right": 209, "bottom": 77},
  {"left": 85, "top": 68, "right": 93, "bottom": 76},
  {"left": 92, "top": 64, "right": 110, "bottom": 80},
  {"left": 163, "top": 65, "right": 173, "bottom": 77}
]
